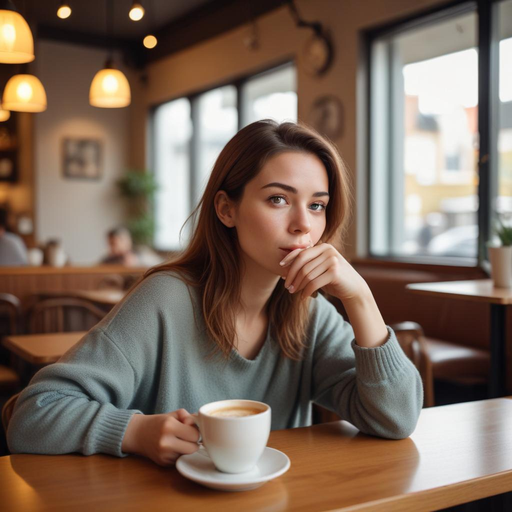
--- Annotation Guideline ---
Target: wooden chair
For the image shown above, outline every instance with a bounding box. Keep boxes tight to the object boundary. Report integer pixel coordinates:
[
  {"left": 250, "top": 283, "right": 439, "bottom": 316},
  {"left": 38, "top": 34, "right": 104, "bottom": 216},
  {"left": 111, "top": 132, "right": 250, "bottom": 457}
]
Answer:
[
  {"left": 0, "top": 294, "right": 22, "bottom": 393},
  {"left": 28, "top": 297, "right": 106, "bottom": 334},
  {"left": 2, "top": 392, "right": 19, "bottom": 432},
  {"left": 312, "top": 319, "right": 435, "bottom": 424},
  {"left": 96, "top": 274, "right": 125, "bottom": 290},
  {"left": 391, "top": 321, "right": 435, "bottom": 407}
]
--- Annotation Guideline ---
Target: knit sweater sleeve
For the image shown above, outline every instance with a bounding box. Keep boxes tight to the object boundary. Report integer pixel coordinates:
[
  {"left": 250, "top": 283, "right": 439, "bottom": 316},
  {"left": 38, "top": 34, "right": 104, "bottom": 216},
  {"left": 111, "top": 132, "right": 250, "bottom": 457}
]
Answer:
[
  {"left": 310, "top": 295, "right": 423, "bottom": 439},
  {"left": 6, "top": 274, "right": 177, "bottom": 458},
  {"left": 7, "top": 327, "right": 142, "bottom": 458}
]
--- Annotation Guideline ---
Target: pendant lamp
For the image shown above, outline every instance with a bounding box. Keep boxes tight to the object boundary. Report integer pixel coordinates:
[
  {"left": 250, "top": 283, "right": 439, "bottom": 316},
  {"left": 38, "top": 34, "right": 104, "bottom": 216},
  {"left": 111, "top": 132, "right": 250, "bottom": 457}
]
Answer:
[
  {"left": 89, "top": 58, "right": 131, "bottom": 108},
  {"left": 57, "top": 2, "right": 72, "bottom": 20},
  {"left": 0, "top": 106, "right": 10, "bottom": 121},
  {"left": 2, "top": 73, "right": 47, "bottom": 112},
  {"left": 0, "top": 0, "right": 34, "bottom": 63},
  {"left": 129, "top": 2, "right": 144, "bottom": 21},
  {"left": 90, "top": 0, "right": 131, "bottom": 108}
]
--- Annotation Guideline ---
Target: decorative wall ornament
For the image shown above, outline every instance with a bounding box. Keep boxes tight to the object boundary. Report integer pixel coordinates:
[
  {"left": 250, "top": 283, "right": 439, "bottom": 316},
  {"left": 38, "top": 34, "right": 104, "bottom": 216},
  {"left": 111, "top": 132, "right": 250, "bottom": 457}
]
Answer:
[
  {"left": 288, "top": 0, "right": 333, "bottom": 77},
  {"left": 307, "top": 95, "right": 343, "bottom": 140},
  {"left": 62, "top": 138, "right": 103, "bottom": 180}
]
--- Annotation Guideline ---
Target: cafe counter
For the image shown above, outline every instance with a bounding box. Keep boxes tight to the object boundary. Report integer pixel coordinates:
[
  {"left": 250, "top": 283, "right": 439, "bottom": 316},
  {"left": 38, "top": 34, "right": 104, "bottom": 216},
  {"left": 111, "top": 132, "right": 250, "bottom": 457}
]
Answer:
[{"left": 0, "top": 265, "right": 146, "bottom": 307}]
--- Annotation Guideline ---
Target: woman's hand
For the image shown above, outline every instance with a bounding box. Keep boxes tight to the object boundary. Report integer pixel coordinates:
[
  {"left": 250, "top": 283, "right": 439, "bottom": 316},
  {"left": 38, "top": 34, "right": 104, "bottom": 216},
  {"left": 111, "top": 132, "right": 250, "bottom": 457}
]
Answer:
[
  {"left": 122, "top": 409, "right": 200, "bottom": 466},
  {"left": 280, "top": 242, "right": 368, "bottom": 303}
]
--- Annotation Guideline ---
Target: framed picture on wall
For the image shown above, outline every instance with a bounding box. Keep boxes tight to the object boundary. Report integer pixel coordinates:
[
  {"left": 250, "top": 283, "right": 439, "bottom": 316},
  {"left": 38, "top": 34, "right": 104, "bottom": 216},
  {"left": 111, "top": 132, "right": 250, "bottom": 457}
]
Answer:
[
  {"left": 62, "top": 138, "right": 103, "bottom": 180},
  {"left": 0, "top": 113, "right": 18, "bottom": 183}
]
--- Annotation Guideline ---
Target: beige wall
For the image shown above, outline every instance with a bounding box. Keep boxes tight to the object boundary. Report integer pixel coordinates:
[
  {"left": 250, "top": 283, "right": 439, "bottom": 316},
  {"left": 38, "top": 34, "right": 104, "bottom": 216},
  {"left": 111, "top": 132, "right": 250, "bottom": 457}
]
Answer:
[
  {"left": 134, "top": 0, "right": 447, "bottom": 259},
  {"left": 34, "top": 41, "right": 131, "bottom": 264}
]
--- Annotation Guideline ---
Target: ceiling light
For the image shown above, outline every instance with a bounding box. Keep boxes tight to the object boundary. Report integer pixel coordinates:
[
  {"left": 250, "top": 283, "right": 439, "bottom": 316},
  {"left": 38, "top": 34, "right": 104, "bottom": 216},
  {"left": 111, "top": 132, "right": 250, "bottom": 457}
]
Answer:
[
  {"left": 90, "top": 60, "right": 131, "bottom": 108},
  {"left": 2, "top": 74, "right": 47, "bottom": 112},
  {"left": 0, "top": 0, "right": 34, "bottom": 63},
  {"left": 143, "top": 34, "right": 157, "bottom": 49},
  {"left": 129, "top": 2, "right": 144, "bottom": 21},
  {"left": 57, "top": 2, "right": 72, "bottom": 20}
]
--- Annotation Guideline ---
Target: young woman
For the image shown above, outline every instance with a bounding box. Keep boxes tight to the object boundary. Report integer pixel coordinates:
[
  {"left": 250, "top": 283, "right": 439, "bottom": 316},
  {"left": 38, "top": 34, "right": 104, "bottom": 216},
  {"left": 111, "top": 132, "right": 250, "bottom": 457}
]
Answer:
[{"left": 8, "top": 120, "right": 423, "bottom": 466}]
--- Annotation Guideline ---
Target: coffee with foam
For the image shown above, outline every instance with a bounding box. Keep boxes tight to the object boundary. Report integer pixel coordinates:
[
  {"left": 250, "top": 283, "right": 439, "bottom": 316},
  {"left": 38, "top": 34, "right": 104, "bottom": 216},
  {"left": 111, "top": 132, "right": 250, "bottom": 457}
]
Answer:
[{"left": 208, "top": 406, "right": 263, "bottom": 418}]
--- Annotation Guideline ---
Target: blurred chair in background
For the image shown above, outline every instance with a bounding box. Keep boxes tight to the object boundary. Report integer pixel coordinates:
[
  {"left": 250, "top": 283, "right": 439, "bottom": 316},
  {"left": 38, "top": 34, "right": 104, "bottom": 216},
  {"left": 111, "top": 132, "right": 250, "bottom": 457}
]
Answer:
[
  {"left": 28, "top": 297, "right": 106, "bottom": 334},
  {"left": 0, "top": 293, "right": 22, "bottom": 394},
  {"left": 390, "top": 321, "right": 434, "bottom": 407}
]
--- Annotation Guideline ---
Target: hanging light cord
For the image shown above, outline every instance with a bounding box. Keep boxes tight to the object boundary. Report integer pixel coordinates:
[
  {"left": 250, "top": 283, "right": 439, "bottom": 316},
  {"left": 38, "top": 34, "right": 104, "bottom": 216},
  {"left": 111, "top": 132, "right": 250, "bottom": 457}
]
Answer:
[
  {"left": 107, "top": 0, "right": 114, "bottom": 64},
  {"left": 148, "top": 0, "right": 154, "bottom": 29}
]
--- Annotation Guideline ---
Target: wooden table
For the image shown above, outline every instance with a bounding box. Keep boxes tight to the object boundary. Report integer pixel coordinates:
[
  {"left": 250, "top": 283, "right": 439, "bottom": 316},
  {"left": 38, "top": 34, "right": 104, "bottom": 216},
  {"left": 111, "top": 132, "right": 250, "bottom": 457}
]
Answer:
[
  {"left": 35, "top": 288, "right": 126, "bottom": 307},
  {"left": 1, "top": 398, "right": 512, "bottom": 511},
  {"left": 2, "top": 331, "right": 86, "bottom": 365},
  {"left": 406, "top": 279, "right": 512, "bottom": 397}
]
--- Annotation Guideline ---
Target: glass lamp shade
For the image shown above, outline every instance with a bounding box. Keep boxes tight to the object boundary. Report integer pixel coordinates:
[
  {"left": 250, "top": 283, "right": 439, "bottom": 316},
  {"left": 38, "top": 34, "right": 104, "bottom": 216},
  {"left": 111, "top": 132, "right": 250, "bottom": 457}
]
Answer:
[
  {"left": 2, "top": 74, "right": 47, "bottom": 112},
  {"left": 0, "top": 108, "right": 10, "bottom": 121},
  {"left": 0, "top": 9, "right": 34, "bottom": 63},
  {"left": 89, "top": 67, "right": 131, "bottom": 108}
]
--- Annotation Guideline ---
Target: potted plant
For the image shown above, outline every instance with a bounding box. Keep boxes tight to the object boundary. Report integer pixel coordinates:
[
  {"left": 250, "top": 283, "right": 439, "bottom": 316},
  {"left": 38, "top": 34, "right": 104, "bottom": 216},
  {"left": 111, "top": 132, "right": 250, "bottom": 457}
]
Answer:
[
  {"left": 117, "top": 170, "right": 158, "bottom": 247},
  {"left": 487, "top": 215, "right": 512, "bottom": 288}
]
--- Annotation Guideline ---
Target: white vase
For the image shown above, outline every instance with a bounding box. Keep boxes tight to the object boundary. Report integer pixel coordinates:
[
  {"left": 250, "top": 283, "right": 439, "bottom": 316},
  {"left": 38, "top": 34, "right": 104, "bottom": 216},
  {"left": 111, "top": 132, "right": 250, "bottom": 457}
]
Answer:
[
  {"left": 488, "top": 245, "right": 512, "bottom": 288},
  {"left": 27, "top": 248, "right": 43, "bottom": 266}
]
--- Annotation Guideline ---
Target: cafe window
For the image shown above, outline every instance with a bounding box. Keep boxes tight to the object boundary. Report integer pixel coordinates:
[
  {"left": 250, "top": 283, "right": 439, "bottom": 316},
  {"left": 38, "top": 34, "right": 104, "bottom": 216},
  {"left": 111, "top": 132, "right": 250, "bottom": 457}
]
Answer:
[
  {"left": 240, "top": 64, "right": 298, "bottom": 127},
  {"left": 498, "top": 0, "right": 512, "bottom": 220},
  {"left": 367, "top": 0, "right": 511, "bottom": 265},
  {"left": 153, "top": 62, "right": 297, "bottom": 251}
]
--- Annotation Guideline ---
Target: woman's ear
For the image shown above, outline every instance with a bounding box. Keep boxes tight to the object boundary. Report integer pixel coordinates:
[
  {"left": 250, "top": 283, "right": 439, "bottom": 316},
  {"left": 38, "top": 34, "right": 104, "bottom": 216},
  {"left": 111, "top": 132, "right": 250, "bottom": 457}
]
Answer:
[{"left": 214, "top": 191, "right": 236, "bottom": 228}]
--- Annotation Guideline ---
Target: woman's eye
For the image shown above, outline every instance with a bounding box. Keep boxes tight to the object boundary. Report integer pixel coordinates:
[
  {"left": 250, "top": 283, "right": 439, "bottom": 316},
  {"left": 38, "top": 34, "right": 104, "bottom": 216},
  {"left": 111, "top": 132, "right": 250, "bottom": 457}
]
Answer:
[
  {"left": 269, "top": 196, "right": 287, "bottom": 205},
  {"left": 268, "top": 196, "right": 326, "bottom": 211}
]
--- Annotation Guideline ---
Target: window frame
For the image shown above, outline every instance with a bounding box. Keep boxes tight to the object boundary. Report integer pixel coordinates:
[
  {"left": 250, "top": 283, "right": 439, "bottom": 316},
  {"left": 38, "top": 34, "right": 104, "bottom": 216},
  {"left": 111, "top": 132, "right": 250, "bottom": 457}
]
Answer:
[
  {"left": 363, "top": 0, "right": 504, "bottom": 270},
  {"left": 149, "top": 59, "right": 296, "bottom": 251}
]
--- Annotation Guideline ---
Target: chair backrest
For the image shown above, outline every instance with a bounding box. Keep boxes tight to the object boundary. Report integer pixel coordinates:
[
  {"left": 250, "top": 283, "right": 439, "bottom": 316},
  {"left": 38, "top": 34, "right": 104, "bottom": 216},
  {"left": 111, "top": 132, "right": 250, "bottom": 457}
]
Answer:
[
  {"left": 96, "top": 274, "right": 125, "bottom": 290},
  {"left": 28, "top": 297, "right": 106, "bottom": 334},
  {"left": 0, "top": 293, "right": 22, "bottom": 336},
  {"left": 2, "top": 392, "right": 19, "bottom": 432},
  {"left": 390, "top": 321, "right": 435, "bottom": 407}
]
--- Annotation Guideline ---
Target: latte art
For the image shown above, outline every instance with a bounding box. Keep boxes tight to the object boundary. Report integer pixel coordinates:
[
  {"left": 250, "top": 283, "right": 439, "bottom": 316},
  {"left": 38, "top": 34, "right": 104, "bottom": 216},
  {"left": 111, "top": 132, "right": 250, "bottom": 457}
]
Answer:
[{"left": 208, "top": 406, "right": 263, "bottom": 418}]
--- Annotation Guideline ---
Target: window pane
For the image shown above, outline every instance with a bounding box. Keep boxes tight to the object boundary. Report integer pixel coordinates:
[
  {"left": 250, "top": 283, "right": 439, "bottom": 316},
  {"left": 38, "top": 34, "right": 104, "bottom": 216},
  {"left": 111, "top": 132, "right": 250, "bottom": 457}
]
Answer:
[
  {"left": 370, "top": 12, "right": 478, "bottom": 259},
  {"left": 241, "top": 64, "right": 297, "bottom": 126},
  {"left": 154, "top": 98, "right": 192, "bottom": 250},
  {"left": 195, "top": 85, "right": 238, "bottom": 204},
  {"left": 498, "top": 0, "right": 512, "bottom": 218}
]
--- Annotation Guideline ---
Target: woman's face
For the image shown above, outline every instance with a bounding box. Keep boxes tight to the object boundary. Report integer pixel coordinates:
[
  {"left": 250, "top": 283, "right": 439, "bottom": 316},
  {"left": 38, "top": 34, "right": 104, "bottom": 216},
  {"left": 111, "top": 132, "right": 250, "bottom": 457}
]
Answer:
[{"left": 228, "top": 151, "right": 330, "bottom": 279}]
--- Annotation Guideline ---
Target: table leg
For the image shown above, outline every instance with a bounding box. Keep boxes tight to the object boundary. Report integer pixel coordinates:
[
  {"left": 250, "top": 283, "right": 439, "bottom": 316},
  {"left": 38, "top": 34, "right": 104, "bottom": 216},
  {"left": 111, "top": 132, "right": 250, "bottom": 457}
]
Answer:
[{"left": 489, "top": 304, "right": 507, "bottom": 398}]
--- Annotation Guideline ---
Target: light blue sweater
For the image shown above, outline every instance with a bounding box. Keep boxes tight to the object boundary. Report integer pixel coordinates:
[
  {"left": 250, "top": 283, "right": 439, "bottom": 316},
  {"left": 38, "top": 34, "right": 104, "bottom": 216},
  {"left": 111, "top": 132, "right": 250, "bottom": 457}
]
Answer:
[{"left": 8, "top": 272, "right": 423, "bottom": 457}]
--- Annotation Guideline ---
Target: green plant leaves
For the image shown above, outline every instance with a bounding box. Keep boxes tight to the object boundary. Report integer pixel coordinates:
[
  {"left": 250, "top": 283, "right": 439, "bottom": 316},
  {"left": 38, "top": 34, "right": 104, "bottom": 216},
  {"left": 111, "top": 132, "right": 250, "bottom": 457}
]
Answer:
[
  {"left": 117, "top": 170, "right": 159, "bottom": 245},
  {"left": 495, "top": 216, "right": 512, "bottom": 247}
]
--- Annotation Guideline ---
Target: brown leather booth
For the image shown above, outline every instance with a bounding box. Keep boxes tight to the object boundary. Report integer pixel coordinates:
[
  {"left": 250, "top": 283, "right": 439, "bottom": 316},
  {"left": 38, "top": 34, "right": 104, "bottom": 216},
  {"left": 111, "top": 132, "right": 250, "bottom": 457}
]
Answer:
[{"left": 348, "top": 260, "right": 509, "bottom": 394}]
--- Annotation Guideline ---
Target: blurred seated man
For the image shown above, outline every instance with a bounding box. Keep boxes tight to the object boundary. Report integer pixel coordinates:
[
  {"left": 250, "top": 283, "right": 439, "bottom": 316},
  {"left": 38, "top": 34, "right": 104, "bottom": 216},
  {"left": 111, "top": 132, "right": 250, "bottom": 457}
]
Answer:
[
  {"left": 101, "top": 227, "right": 140, "bottom": 266},
  {"left": 0, "top": 207, "right": 28, "bottom": 266}
]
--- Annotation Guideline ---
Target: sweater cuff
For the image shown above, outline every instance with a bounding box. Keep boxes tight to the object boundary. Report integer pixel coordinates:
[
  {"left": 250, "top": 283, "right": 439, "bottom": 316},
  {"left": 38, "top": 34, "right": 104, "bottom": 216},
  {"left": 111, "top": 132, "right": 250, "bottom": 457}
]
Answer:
[
  {"left": 351, "top": 326, "right": 411, "bottom": 383},
  {"left": 84, "top": 405, "right": 142, "bottom": 458}
]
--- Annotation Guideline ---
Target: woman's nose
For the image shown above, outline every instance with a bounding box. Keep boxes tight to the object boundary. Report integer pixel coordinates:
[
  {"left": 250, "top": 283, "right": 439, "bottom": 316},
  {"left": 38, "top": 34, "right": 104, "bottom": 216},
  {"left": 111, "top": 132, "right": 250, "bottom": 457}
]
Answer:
[{"left": 289, "top": 207, "right": 311, "bottom": 234}]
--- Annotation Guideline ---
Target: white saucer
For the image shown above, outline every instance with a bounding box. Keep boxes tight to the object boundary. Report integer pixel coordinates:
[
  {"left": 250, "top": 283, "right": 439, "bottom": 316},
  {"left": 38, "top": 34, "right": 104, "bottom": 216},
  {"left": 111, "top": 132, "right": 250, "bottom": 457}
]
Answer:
[{"left": 176, "top": 446, "right": 290, "bottom": 492}]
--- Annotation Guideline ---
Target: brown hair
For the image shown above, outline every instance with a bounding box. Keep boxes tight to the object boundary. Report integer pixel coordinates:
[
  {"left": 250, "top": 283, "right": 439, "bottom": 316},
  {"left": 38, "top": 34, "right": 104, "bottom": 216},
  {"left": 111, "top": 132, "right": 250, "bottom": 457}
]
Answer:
[{"left": 145, "top": 120, "right": 352, "bottom": 360}]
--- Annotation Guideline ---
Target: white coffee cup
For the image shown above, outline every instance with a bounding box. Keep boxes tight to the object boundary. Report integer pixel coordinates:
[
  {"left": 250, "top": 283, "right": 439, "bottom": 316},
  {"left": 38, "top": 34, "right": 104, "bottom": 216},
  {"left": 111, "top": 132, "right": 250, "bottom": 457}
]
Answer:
[{"left": 193, "top": 399, "right": 271, "bottom": 474}]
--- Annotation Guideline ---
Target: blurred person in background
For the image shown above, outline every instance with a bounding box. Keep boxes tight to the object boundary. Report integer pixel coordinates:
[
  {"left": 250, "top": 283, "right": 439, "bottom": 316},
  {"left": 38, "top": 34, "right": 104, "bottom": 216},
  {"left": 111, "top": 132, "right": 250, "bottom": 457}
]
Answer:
[
  {"left": 101, "top": 226, "right": 162, "bottom": 267},
  {"left": 0, "top": 207, "right": 28, "bottom": 266},
  {"left": 101, "top": 227, "right": 140, "bottom": 266}
]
